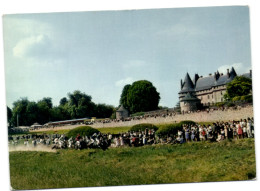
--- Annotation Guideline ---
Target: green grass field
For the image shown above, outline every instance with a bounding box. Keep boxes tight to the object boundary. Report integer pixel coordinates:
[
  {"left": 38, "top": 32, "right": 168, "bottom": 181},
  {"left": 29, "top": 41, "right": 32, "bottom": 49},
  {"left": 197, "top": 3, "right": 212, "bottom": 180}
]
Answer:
[{"left": 9, "top": 138, "right": 256, "bottom": 190}]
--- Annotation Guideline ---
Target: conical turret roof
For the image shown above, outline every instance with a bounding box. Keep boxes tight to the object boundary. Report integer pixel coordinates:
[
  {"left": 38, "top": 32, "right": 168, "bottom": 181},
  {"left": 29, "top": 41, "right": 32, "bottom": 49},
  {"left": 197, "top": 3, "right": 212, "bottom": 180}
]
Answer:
[
  {"left": 117, "top": 105, "right": 128, "bottom": 112},
  {"left": 179, "top": 73, "right": 195, "bottom": 93},
  {"left": 180, "top": 92, "right": 200, "bottom": 102}
]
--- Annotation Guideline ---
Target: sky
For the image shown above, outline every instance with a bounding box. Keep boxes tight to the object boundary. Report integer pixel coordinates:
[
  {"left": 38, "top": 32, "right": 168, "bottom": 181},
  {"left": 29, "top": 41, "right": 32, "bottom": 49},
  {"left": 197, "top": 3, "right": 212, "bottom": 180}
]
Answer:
[{"left": 3, "top": 6, "right": 252, "bottom": 108}]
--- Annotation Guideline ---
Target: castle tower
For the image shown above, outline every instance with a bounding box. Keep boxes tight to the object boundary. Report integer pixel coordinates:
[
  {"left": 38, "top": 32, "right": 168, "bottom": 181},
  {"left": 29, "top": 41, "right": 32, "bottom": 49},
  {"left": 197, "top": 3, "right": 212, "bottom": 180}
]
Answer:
[{"left": 178, "top": 73, "right": 200, "bottom": 113}]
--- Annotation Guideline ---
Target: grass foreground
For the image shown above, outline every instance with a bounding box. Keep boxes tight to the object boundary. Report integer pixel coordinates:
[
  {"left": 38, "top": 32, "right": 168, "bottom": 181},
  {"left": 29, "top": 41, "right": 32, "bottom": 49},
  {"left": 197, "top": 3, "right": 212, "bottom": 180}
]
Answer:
[{"left": 9, "top": 138, "right": 256, "bottom": 190}]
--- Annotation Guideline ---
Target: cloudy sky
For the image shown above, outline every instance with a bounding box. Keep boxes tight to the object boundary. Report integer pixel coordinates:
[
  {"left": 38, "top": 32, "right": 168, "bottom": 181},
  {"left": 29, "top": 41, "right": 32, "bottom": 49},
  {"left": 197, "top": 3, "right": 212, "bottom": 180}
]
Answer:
[{"left": 3, "top": 6, "right": 252, "bottom": 108}]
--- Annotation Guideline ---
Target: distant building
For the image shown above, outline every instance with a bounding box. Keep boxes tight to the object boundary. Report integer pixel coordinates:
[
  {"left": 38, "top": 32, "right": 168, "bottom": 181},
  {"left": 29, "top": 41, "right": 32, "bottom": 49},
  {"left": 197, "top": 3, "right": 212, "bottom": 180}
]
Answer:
[
  {"left": 116, "top": 105, "right": 129, "bottom": 120},
  {"left": 179, "top": 67, "right": 252, "bottom": 113},
  {"left": 30, "top": 122, "right": 42, "bottom": 130}
]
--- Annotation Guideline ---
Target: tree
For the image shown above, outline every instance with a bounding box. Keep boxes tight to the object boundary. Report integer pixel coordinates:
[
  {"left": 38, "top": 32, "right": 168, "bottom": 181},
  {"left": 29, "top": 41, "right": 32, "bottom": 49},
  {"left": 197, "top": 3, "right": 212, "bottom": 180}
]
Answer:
[
  {"left": 95, "top": 104, "right": 114, "bottom": 118},
  {"left": 119, "top": 80, "right": 160, "bottom": 113},
  {"left": 37, "top": 98, "right": 53, "bottom": 124},
  {"left": 11, "top": 98, "right": 31, "bottom": 126},
  {"left": 224, "top": 76, "right": 252, "bottom": 101},
  {"left": 7, "top": 106, "right": 12, "bottom": 127},
  {"left": 67, "top": 90, "right": 95, "bottom": 118},
  {"left": 119, "top": 84, "right": 131, "bottom": 110},
  {"left": 59, "top": 97, "right": 68, "bottom": 106}
]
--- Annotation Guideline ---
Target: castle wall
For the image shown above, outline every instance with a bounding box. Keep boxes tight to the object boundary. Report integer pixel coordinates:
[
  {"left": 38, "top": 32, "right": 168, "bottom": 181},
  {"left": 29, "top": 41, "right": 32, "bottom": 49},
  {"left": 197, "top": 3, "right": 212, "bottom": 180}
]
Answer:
[
  {"left": 180, "top": 101, "right": 198, "bottom": 113},
  {"left": 90, "top": 105, "right": 254, "bottom": 128}
]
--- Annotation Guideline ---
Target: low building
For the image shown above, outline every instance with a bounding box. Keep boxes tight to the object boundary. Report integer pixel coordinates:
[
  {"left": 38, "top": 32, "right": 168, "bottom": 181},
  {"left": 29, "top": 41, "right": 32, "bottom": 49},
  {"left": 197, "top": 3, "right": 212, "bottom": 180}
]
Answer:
[{"left": 116, "top": 105, "right": 129, "bottom": 120}]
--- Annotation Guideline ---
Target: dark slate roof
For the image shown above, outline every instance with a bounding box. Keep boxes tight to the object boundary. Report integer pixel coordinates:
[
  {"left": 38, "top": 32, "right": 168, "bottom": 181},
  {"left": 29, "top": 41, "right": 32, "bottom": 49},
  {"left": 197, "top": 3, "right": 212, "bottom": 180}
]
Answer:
[
  {"left": 195, "top": 76, "right": 216, "bottom": 91},
  {"left": 241, "top": 72, "right": 251, "bottom": 79},
  {"left": 181, "top": 92, "right": 200, "bottom": 102},
  {"left": 179, "top": 73, "right": 195, "bottom": 93},
  {"left": 180, "top": 68, "right": 250, "bottom": 92},
  {"left": 117, "top": 105, "right": 128, "bottom": 112},
  {"left": 215, "top": 74, "right": 229, "bottom": 86}
]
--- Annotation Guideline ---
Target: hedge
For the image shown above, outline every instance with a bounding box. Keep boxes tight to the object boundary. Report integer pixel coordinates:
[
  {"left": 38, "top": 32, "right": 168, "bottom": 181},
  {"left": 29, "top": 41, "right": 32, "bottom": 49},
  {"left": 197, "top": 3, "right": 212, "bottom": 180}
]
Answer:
[
  {"left": 130, "top": 123, "right": 158, "bottom": 132},
  {"left": 156, "top": 120, "right": 196, "bottom": 137},
  {"left": 67, "top": 126, "right": 100, "bottom": 138}
]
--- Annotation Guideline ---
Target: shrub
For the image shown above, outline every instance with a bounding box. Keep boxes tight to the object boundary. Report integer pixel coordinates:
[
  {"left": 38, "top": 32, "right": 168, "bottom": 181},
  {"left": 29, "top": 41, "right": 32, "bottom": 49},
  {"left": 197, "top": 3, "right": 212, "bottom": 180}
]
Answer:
[
  {"left": 227, "top": 102, "right": 235, "bottom": 107},
  {"left": 215, "top": 102, "right": 226, "bottom": 107},
  {"left": 156, "top": 120, "right": 196, "bottom": 137},
  {"left": 244, "top": 95, "right": 253, "bottom": 103},
  {"left": 178, "top": 120, "right": 196, "bottom": 126},
  {"left": 67, "top": 126, "right": 100, "bottom": 138},
  {"left": 156, "top": 123, "right": 182, "bottom": 137},
  {"left": 232, "top": 96, "right": 241, "bottom": 102},
  {"left": 130, "top": 123, "right": 158, "bottom": 132}
]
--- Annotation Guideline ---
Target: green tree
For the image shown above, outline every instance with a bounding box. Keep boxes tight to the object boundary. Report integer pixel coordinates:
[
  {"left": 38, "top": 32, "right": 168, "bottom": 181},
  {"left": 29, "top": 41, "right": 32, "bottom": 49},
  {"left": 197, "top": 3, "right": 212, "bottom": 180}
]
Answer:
[
  {"left": 119, "top": 84, "right": 131, "bottom": 110},
  {"left": 67, "top": 90, "right": 95, "bottom": 118},
  {"left": 95, "top": 104, "right": 114, "bottom": 118},
  {"left": 59, "top": 97, "right": 68, "bottom": 106},
  {"left": 11, "top": 98, "right": 30, "bottom": 126},
  {"left": 37, "top": 98, "right": 53, "bottom": 124},
  {"left": 7, "top": 106, "right": 12, "bottom": 127},
  {"left": 120, "top": 80, "right": 160, "bottom": 113},
  {"left": 26, "top": 101, "right": 39, "bottom": 124},
  {"left": 224, "top": 76, "right": 252, "bottom": 101}
]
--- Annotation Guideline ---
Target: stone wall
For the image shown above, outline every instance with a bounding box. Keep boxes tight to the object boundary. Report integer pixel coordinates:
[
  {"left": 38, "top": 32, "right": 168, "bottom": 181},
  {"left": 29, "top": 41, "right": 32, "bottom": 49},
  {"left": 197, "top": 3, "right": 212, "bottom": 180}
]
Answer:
[{"left": 90, "top": 105, "right": 254, "bottom": 128}]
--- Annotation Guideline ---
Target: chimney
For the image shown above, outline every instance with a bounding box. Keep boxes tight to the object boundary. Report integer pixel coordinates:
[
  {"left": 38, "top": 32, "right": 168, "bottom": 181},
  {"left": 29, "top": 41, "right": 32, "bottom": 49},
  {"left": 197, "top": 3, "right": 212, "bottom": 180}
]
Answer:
[
  {"left": 250, "top": 69, "right": 252, "bottom": 78},
  {"left": 227, "top": 69, "right": 230, "bottom": 78},
  {"left": 194, "top": 73, "right": 199, "bottom": 86},
  {"left": 180, "top": 79, "right": 183, "bottom": 89}
]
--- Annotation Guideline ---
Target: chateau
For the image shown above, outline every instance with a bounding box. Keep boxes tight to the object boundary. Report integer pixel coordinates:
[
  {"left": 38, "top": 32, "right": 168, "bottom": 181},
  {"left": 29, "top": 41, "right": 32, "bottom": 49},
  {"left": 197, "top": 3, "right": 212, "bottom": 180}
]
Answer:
[{"left": 179, "top": 67, "right": 252, "bottom": 113}]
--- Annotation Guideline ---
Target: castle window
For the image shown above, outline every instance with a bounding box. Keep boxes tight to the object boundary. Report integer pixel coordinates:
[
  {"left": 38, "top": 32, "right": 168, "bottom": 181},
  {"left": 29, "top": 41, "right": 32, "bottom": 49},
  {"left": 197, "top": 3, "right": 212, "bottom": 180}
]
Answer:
[{"left": 208, "top": 95, "right": 209, "bottom": 99}]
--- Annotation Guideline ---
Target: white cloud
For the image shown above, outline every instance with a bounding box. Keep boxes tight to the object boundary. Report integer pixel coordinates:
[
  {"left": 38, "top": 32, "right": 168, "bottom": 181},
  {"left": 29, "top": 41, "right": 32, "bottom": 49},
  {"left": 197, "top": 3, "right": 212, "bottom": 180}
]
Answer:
[
  {"left": 115, "top": 77, "right": 134, "bottom": 87},
  {"left": 217, "top": 63, "right": 251, "bottom": 75},
  {"left": 13, "top": 34, "right": 49, "bottom": 58}
]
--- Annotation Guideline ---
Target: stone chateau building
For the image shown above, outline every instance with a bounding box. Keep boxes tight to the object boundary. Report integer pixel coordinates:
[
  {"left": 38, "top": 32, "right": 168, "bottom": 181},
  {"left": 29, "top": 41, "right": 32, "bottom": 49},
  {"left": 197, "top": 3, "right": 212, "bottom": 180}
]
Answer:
[{"left": 179, "top": 67, "right": 252, "bottom": 113}]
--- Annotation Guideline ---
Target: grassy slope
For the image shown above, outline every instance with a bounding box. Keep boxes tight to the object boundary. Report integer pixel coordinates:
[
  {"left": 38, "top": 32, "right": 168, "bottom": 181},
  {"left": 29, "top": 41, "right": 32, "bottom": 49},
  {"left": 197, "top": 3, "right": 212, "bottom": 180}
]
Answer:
[{"left": 9, "top": 139, "right": 256, "bottom": 190}]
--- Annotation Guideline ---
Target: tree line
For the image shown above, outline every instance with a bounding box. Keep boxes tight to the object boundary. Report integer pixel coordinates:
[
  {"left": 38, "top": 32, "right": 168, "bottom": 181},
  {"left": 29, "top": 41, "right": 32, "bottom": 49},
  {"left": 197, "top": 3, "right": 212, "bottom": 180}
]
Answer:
[{"left": 7, "top": 90, "right": 115, "bottom": 127}]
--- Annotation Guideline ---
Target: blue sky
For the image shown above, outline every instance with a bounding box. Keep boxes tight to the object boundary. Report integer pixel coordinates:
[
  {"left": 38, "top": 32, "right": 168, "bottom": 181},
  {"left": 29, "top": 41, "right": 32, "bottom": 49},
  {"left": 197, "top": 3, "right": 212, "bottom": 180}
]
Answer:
[{"left": 3, "top": 6, "right": 252, "bottom": 108}]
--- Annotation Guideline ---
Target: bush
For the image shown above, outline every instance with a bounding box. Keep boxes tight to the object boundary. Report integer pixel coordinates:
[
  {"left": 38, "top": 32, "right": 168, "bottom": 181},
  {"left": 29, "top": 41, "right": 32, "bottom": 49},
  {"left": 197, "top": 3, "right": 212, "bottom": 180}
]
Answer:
[
  {"left": 244, "top": 95, "right": 253, "bottom": 103},
  {"left": 156, "top": 123, "right": 182, "bottom": 137},
  {"left": 178, "top": 120, "right": 196, "bottom": 126},
  {"left": 156, "top": 120, "right": 196, "bottom": 137},
  {"left": 227, "top": 102, "right": 235, "bottom": 107},
  {"left": 67, "top": 126, "right": 100, "bottom": 138},
  {"left": 130, "top": 123, "right": 158, "bottom": 132},
  {"left": 215, "top": 102, "right": 225, "bottom": 107},
  {"left": 232, "top": 96, "right": 241, "bottom": 102}
]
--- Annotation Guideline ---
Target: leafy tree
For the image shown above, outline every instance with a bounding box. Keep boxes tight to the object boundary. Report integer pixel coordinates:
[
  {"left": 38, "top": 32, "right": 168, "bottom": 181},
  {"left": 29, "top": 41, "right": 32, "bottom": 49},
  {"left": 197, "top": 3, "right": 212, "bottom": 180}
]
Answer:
[
  {"left": 120, "top": 80, "right": 160, "bottom": 113},
  {"left": 59, "top": 97, "right": 68, "bottom": 106},
  {"left": 11, "top": 98, "right": 30, "bottom": 126},
  {"left": 224, "top": 76, "right": 252, "bottom": 101},
  {"left": 7, "top": 106, "right": 12, "bottom": 127},
  {"left": 119, "top": 84, "right": 131, "bottom": 110},
  {"left": 37, "top": 98, "right": 52, "bottom": 124},
  {"left": 26, "top": 101, "right": 39, "bottom": 124},
  {"left": 95, "top": 104, "right": 114, "bottom": 118},
  {"left": 67, "top": 90, "right": 95, "bottom": 118}
]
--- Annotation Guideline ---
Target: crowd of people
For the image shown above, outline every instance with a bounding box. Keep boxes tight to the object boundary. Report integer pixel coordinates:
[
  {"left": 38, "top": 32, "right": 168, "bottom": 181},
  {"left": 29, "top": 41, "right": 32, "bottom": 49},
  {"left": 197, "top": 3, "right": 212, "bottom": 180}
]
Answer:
[
  {"left": 8, "top": 117, "right": 254, "bottom": 150},
  {"left": 174, "top": 117, "right": 254, "bottom": 144}
]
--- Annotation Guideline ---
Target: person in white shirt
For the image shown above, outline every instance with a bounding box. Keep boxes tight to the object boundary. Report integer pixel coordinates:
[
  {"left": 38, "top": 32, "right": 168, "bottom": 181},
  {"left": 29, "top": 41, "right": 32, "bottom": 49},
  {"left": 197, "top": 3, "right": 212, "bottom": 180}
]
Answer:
[{"left": 247, "top": 118, "right": 252, "bottom": 138}]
